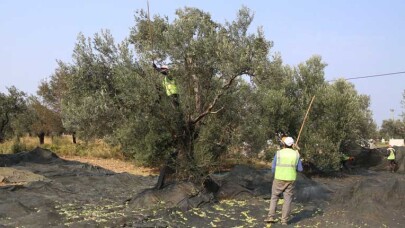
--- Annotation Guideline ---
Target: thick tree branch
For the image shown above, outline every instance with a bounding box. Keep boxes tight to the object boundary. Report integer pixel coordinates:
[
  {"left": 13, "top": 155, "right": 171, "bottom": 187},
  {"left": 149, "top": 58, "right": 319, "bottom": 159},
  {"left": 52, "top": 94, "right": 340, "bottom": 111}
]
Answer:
[{"left": 192, "top": 92, "right": 222, "bottom": 124}]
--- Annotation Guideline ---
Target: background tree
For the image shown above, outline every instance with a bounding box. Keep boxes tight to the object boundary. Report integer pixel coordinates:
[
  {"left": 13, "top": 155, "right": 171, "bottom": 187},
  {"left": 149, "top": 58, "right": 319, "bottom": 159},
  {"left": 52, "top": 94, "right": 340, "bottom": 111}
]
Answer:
[
  {"left": 252, "top": 56, "right": 376, "bottom": 170},
  {"left": 301, "top": 79, "right": 376, "bottom": 170},
  {"left": 0, "top": 87, "right": 27, "bottom": 143},
  {"left": 401, "top": 89, "right": 405, "bottom": 121},
  {"left": 379, "top": 119, "right": 405, "bottom": 139},
  {"left": 26, "top": 96, "right": 64, "bottom": 144},
  {"left": 38, "top": 61, "right": 76, "bottom": 142}
]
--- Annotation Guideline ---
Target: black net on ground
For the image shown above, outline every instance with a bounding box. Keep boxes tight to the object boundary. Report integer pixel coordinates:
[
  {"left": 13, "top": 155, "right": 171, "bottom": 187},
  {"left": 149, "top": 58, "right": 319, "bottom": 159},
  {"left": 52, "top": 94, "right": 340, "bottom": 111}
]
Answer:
[
  {"left": 355, "top": 146, "right": 404, "bottom": 173},
  {"left": 1, "top": 147, "right": 404, "bottom": 227}
]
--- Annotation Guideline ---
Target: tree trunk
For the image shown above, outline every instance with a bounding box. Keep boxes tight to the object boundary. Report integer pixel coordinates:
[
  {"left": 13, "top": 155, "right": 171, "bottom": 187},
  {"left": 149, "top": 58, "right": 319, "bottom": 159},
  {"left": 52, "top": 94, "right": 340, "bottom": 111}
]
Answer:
[
  {"left": 0, "top": 114, "right": 9, "bottom": 144},
  {"left": 38, "top": 131, "right": 45, "bottom": 144},
  {"left": 72, "top": 132, "right": 77, "bottom": 144},
  {"left": 155, "top": 150, "right": 179, "bottom": 189},
  {"left": 192, "top": 74, "right": 202, "bottom": 114},
  {"left": 155, "top": 117, "right": 211, "bottom": 189}
]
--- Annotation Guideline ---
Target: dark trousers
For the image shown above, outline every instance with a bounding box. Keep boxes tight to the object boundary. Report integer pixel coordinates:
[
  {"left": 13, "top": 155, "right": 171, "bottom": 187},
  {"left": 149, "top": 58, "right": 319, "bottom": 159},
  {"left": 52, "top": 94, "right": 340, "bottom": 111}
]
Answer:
[
  {"left": 388, "top": 159, "right": 397, "bottom": 172},
  {"left": 170, "top": 94, "right": 179, "bottom": 109},
  {"left": 268, "top": 179, "right": 295, "bottom": 223}
]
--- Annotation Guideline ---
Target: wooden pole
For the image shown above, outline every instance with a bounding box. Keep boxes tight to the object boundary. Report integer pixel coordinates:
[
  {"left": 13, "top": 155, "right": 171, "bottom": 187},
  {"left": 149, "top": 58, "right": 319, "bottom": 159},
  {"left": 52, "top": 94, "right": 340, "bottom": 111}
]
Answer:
[{"left": 296, "top": 95, "right": 315, "bottom": 146}]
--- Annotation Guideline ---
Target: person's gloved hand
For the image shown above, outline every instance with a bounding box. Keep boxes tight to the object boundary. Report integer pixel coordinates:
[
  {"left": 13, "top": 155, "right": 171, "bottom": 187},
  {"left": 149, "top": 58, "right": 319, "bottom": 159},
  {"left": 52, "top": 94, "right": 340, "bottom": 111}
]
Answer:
[{"left": 293, "top": 144, "right": 300, "bottom": 151}]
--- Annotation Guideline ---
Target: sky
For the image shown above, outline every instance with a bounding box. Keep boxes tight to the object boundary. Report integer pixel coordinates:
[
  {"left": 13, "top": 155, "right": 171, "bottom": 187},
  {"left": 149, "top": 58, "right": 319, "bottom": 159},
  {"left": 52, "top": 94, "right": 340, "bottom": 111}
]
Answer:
[{"left": 1, "top": 0, "right": 404, "bottom": 127}]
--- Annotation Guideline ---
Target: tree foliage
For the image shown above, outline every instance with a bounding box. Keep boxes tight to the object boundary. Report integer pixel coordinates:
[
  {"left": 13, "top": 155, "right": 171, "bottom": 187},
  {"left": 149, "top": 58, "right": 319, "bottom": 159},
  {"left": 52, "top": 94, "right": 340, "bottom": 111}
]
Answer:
[
  {"left": 0, "top": 87, "right": 27, "bottom": 142},
  {"left": 27, "top": 96, "right": 64, "bottom": 141},
  {"left": 253, "top": 56, "right": 376, "bottom": 170},
  {"left": 38, "top": 61, "right": 70, "bottom": 113},
  {"left": 379, "top": 119, "right": 405, "bottom": 139},
  {"left": 301, "top": 78, "right": 376, "bottom": 170}
]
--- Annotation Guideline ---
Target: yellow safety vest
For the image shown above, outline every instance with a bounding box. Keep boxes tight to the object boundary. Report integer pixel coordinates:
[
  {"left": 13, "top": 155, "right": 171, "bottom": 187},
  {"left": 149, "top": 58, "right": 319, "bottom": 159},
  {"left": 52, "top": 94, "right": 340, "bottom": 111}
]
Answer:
[
  {"left": 342, "top": 153, "right": 350, "bottom": 161},
  {"left": 163, "top": 76, "right": 178, "bottom": 96},
  {"left": 275, "top": 148, "right": 300, "bottom": 181},
  {"left": 387, "top": 148, "right": 395, "bottom": 160}
]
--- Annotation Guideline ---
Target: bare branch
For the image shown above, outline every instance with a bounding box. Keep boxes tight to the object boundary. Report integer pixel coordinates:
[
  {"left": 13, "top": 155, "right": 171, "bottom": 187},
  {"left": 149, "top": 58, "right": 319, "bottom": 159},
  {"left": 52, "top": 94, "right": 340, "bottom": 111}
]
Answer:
[
  {"left": 210, "top": 107, "right": 224, "bottom": 114},
  {"left": 191, "top": 70, "right": 246, "bottom": 124},
  {"left": 192, "top": 92, "right": 222, "bottom": 124}
]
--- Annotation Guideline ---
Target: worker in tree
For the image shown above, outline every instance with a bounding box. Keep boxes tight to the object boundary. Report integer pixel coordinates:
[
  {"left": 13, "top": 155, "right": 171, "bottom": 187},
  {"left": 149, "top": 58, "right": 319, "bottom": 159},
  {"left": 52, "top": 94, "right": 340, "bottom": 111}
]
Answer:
[
  {"left": 387, "top": 145, "right": 397, "bottom": 173},
  {"left": 265, "top": 137, "right": 303, "bottom": 225},
  {"left": 153, "top": 63, "right": 179, "bottom": 108},
  {"left": 153, "top": 62, "right": 182, "bottom": 190}
]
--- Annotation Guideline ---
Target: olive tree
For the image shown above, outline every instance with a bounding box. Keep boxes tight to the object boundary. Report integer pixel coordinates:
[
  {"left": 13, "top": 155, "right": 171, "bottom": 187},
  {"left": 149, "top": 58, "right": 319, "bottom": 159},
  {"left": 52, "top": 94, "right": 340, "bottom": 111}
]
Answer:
[
  {"left": 128, "top": 6, "right": 270, "bottom": 184},
  {"left": 380, "top": 119, "right": 405, "bottom": 139},
  {"left": 0, "top": 87, "right": 27, "bottom": 143},
  {"left": 253, "top": 56, "right": 376, "bottom": 171},
  {"left": 26, "top": 96, "right": 64, "bottom": 144},
  {"left": 53, "top": 7, "right": 270, "bottom": 187},
  {"left": 300, "top": 79, "right": 376, "bottom": 170}
]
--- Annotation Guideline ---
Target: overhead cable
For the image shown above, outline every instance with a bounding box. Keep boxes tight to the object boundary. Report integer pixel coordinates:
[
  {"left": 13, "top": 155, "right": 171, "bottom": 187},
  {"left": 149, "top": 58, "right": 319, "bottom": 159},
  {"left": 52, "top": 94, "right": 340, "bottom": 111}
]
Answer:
[{"left": 327, "top": 71, "right": 405, "bottom": 82}]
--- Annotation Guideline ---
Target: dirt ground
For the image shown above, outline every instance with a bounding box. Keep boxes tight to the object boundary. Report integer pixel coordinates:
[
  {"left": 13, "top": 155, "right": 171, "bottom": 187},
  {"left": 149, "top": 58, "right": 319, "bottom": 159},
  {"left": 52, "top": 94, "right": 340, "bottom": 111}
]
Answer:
[
  {"left": 60, "top": 155, "right": 159, "bottom": 176},
  {"left": 0, "top": 147, "right": 404, "bottom": 227}
]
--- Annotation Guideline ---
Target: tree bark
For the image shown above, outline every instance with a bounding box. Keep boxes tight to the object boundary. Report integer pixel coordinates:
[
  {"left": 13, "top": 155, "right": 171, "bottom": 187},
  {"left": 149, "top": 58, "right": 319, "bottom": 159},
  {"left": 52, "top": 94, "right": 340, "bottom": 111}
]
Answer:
[
  {"left": 0, "top": 113, "right": 10, "bottom": 144},
  {"left": 38, "top": 131, "right": 45, "bottom": 144},
  {"left": 155, "top": 149, "right": 178, "bottom": 189},
  {"left": 72, "top": 132, "right": 77, "bottom": 144}
]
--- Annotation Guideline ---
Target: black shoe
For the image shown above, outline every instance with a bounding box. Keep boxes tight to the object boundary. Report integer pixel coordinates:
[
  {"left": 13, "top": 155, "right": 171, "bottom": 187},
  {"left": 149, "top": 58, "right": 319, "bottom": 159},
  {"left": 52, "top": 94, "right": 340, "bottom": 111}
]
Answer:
[{"left": 264, "top": 217, "right": 276, "bottom": 223}]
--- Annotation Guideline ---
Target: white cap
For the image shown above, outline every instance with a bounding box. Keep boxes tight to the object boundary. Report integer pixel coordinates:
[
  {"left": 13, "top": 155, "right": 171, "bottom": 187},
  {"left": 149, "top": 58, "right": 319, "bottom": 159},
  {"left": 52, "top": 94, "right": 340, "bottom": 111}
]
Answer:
[{"left": 283, "top": 137, "right": 294, "bottom": 146}]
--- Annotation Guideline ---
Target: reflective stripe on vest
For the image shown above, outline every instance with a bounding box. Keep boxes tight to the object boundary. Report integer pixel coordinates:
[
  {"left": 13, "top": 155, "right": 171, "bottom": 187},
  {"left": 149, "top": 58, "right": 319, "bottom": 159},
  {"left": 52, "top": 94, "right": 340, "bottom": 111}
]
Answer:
[
  {"left": 275, "top": 148, "right": 300, "bottom": 181},
  {"left": 163, "top": 76, "right": 178, "bottom": 96},
  {"left": 387, "top": 148, "right": 395, "bottom": 160}
]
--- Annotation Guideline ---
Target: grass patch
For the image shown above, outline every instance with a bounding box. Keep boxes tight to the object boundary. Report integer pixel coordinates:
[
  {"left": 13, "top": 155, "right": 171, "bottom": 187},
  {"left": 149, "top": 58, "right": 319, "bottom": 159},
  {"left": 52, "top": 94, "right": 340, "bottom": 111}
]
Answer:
[
  {"left": 0, "top": 136, "right": 269, "bottom": 173},
  {"left": 375, "top": 142, "right": 389, "bottom": 148},
  {"left": 0, "top": 135, "right": 124, "bottom": 159}
]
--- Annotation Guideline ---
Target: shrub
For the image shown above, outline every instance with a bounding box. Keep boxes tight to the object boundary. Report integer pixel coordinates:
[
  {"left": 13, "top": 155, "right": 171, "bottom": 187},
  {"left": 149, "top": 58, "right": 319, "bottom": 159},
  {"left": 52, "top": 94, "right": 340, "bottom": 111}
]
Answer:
[{"left": 11, "top": 139, "right": 27, "bottom": 154}]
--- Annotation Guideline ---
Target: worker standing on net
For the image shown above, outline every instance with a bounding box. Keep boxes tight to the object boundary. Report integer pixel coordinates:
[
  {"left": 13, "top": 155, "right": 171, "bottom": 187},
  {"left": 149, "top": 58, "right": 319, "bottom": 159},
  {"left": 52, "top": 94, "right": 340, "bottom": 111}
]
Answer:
[
  {"left": 153, "top": 63, "right": 179, "bottom": 109},
  {"left": 265, "top": 137, "right": 303, "bottom": 226},
  {"left": 340, "top": 152, "right": 354, "bottom": 172},
  {"left": 387, "top": 144, "right": 397, "bottom": 173}
]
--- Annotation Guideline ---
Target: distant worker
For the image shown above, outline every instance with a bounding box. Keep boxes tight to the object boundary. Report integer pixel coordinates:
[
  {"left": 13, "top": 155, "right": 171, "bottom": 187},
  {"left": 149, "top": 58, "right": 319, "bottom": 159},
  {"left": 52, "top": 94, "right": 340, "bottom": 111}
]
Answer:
[
  {"left": 387, "top": 145, "right": 397, "bottom": 173},
  {"left": 265, "top": 137, "right": 303, "bottom": 225},
  {"left": 340, "top": 153, "right": 354, "bottom": 172},
  {"left": 153, "top": 63, "right": 179, "bottom": 108}
]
